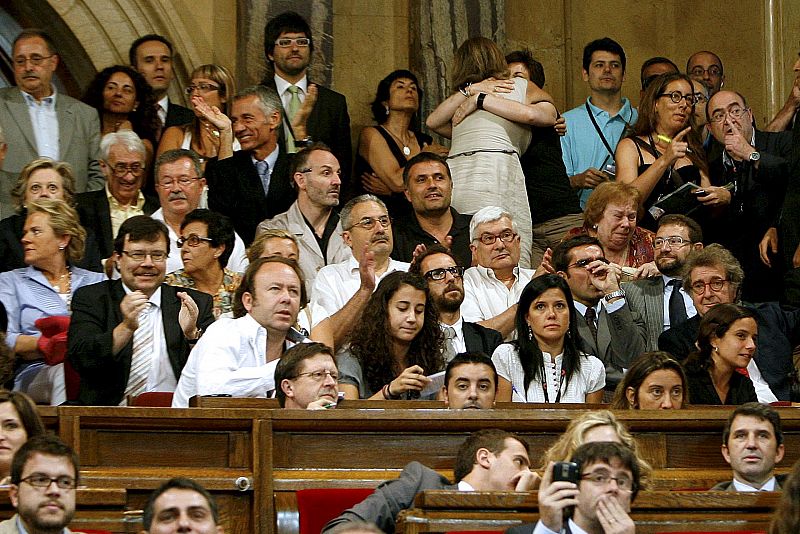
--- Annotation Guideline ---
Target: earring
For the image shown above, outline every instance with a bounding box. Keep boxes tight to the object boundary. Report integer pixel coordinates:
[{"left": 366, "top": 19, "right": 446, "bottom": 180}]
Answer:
[
  {"left": 527, "top": 325, "right": 533, "bottom": 340},
  {"left": 384, "top": 104, "right": 390, "bottom": 116},
  {"left": 592, "top": 224, "right": 598, "bottom": 230},
  {"left": 712, "top": 345, "right": 719, "bottom": 352},
  {"left": 58, "top": 244, "right": 66, "bottom": 251}
]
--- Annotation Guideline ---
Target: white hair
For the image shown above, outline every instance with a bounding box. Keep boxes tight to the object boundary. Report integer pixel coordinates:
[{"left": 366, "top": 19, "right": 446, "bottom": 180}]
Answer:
[
  {"left": 100, "top": 131, "right": 146, "bottom": 161},
  {"left": 469, "top": 206, "right": 518, "bottom": 241}
]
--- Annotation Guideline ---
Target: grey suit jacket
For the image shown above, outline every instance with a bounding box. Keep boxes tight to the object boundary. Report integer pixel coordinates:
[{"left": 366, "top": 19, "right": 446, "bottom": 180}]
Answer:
[
  {"left": 321, "top": 461, "right": 454, "bottom": 534},
  {"left": 0, "top": 87, "right": 103, "bottom": 217},
  {"left": 622, "top": 277, "right": 667, "bottom": 352},
  {"left": 711, "top": 473, "right": 788, "bottom": 491}
]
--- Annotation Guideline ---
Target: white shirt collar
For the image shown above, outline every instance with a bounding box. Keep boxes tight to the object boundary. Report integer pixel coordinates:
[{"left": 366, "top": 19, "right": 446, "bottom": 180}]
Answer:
[
  {"left": 457, "top": 480, "right": 475, "bottom": 491},
  {"left": 21, "top": 85, "right": 57, "bottom": 105},
  {"left": 274, "top": 73, "right": 308, "bottom": 98},
  {"left": 252, "top": 144, "right": 280, "bottom": 168},
  {"left": 733, "top": 476, "right": 776, "bottom": 492},
  {"left": 475, "top": 264, "right": 520, "bottom": 281}
]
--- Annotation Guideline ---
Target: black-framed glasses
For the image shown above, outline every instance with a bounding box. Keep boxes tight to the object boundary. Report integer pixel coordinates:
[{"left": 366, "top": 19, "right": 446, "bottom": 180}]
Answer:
[
  {"left": 580, "top": 471, "right": 634, "bottom": 492},
  {"left": 275, "top": 37, "right": 310, "bottom": 48},
  {"left": 177, "top": 235, "right": 214, "bottom": 248},
  {"left": 653, "top": 236, "right": 690, "bottom": 248},
  {"left": 423, "top": 266, "right": 465, "bottom": 281},
  {"left": 109, "top": 162, "right": 145, "bottom": 178},
  {"left": 346, "top": 216, "right": 391, "bottom": 231},
  {"left": 689, "top": 278, "right": 728, "bottom": 295},
  {"left": 158, "top": 177, "right": 200, "bottom": 188},
  {"left": 689, "top": 65, "right": 722, "bottom": 78},
  {"left": 121, "top": 250, "right": 168, "bottom": 262},
  {"left": 709, "top": 107, "right": 749, "bottom": 123},
  {"left": 293, "top": 369, "right": 339, "bottom": 382},
  {"left": 21, "top": 474, "right": 77, "bottom": 490},
  {"left": 13, "top": 55, "right": 54, "bottom": 67},
  {"left": 185, "top": 83, "right": 220, "bottom": 95},
  {"left": 475, "top": 230, "right": 517, "bottom": 246},
  {"left": 568, "top": 257, "right": 610, "bottom": 269},
  {"left": 658, "top": 91, "right": 698, "bottom": 105}
]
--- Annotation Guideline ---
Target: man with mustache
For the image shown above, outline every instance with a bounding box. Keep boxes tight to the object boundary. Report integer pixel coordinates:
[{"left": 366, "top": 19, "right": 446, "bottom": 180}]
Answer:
[
  {"left": 151, "top": 149, "right": 247, "bottom": 273},
  {"left": 68, "top": 215, "right": 214, "bottom": 406},
  {"left": 0, "top": 29, "right": 103, "bottom": 217},
  {"left": 442, "top": 352, "right": 498, "bottom": 409},
  {"left": 275, "top": 342, "right": 339, "bottom": 410},
  {"left": 256, "top": 143, "right": 351, "bottom": 297}
]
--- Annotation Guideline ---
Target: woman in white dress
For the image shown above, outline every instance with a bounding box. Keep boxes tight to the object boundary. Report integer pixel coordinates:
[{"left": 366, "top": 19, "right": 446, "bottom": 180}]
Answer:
[
  {"left": 492, "top": 274, "right": 605, "bottom": 403},
  {"left": 427, "top": 37, "right": 558, "bottom": 268}
]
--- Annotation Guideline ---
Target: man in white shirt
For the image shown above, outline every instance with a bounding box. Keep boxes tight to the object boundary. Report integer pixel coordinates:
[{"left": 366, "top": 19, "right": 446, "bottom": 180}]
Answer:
[
  {"left": 712, "top": 403, "right": 786, "bottom": 491},
  {"left": 275, "top": 342, "right": 339, "bottom": 410},
  {"left": 172, "top": 257, "right": 306, "bottom": 407},
  {"left": 462, "top": 206, "right": 533, "bottom": 340}
]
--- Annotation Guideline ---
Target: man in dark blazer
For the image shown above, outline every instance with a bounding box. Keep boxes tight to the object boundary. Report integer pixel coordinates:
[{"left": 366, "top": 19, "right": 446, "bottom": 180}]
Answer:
[
  {"left": 67, "top": 216, "right": 214, "bottom": 406},
  {"left": 261, "top": 11, "right": 352, "bottom": 185},
  {"left": 322, "top": 429, "right": 535, "bottom": 534},
  {"left": 206, "top": 85, "right": 295, "bottom": 245}
]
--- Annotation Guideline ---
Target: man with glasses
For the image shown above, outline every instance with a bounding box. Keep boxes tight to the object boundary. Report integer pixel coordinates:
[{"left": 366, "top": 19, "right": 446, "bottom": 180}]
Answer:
[
  {"left": 659, "top": 244, "right": 799, "bottom": 401},
  {"left": 687, "top": 51, "right": 725, "bottom": 96},
  {"left": 703, "top": 90, "right": 793, "bottom": 302},
  {"left": 260, "top": 11, "right": 351, "bottom": 183},
  {"left": 3, "top": 435, "right": 80, "bottom": 534},
  {"left": 275, "top": 342, "right": 339, "bottom": 409},
  {"left": 0, "top": 29, "right": 103, "bottom": 216},
  {"left": 68, "top": 215, "right": 214, "bottom": 405},
  {"left": 256, "top": 143, "right": 351, "bottom": 297},
  {"left": 623, "top": 215, "right": 704, "bottom": 350},
  {"left": 153, "top": 149, "right": 247, "bottom": 273}
]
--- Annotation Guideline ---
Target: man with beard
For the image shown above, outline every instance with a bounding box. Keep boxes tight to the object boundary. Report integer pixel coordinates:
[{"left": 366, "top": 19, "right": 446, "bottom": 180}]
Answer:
[
  {"left": 391, "top": 153, "right": 472, "bottom": 268},
  {"left": 623, "top": 215, "right": 703, "bottom": 351},
  {"left": 442, "top": 352, "right": 497, "bottom": 409},
  {"left": 3, "top": 435, "right": 80, "bottom": 534},
  {"left": 256, "top": 143, "right": 351, "bottom": 297},
  {"left": 274, "top": 342, "right": 339, "bottom": 409}
]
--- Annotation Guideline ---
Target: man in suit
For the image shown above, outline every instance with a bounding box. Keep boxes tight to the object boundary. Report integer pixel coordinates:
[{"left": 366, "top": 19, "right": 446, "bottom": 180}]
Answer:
[
  {"left": 712, "top": 403, "right": 786, "bottom": 491},
  {"left": 0, "top": 29, "right": 103, "bottom": 217},
  {"left": 141, "top": 477, "right": 223, "bottom": 534},
  {"left": 322, "top": 429, "right": 536, "bottom": 534},
  {"left": 206, "top": 85, "right": 295, "bottom": 245},
  {"left": 129, "top": 34, "right": 193, "bottom": 132},
  {"left": 76, "top": 131, "right": 159, "bottom": 263},
  {"left": 261, "top": 11, "right": 352, "bottom": 184},
  {"left": 623, "top": 214, "right": 703, "bottom": 351},
  {"left": 442, "top": 352, "right": 497, "bottom": 409},
  {"left": 411, "top": 244, "right": 503, "bottom": 358},
  {"left": 67, "top": 215, "right": 214, "bottom": 406},
  {"left": 552, "top": 235, "right": 646, "bottom": 396}
]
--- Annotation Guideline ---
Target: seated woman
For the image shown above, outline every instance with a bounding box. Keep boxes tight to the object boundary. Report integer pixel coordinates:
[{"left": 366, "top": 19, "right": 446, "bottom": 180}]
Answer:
[
  {"left": 0, "top": 200, "right": 105, "bottom": 405},
  {"left": 0, "top": 158, "right": 102, "bottom": 273},
  {"left": 165, "top": 209, "right": 241, "bottom": 319},
  {"left": 610, "top": 351, "right": 688, "bottom": 409},
  {"left": 684, "top": 303, "right": 758, "bottom": 405},
  {"left": 492, "top": 274, "right": 605, "bottom": 403},
  {"left": 337, "top": 271, "right": 444, "bottom": 400},
  {"left": 0, "top": 390, "right": 45, "bottom": 484}
]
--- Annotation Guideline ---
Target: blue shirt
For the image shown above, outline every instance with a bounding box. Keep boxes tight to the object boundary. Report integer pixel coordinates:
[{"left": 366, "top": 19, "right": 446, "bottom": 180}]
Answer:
[
  {"left": 560, "top": 97, "right": 637, "bottom": 207},
  {"left": 21, "top": 87, "right": 60, "bottom": 160}
]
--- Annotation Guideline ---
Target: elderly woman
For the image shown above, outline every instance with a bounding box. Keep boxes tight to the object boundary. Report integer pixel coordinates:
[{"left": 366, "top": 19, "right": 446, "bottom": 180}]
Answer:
[
  {"left": 0, "top": 390, "right": 45, "bottom": 483},
  {"left": 157, "top": 64, "right": 239, "bottom": 171},
  {"left": 427, "top": 36, "right": 558, "bottom": 268},
  {"left": 165, "top": 209, "right": 241, "bottom": 319},
  {"left": 0, "top": 199, "right": 105, "bottom": 405},
  {"left": 0, "top": 158, "right": 102, "bottom": 273},
  {"left": 610, "top": 351, "right": 688, "bottom": 409}
]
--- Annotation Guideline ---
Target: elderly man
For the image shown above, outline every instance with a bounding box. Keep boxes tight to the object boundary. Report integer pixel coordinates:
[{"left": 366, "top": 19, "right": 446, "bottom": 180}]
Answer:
[
  {"left": 275, "top": 342, "right": 339, "bottom": 409},
  {"left": 323, "top": 429, "right": 536, "bottom": 533},
  {"left": 152, "top": 149, "right": 247, "bottom": 273},
  {"left": 206, "top": 86, "right": 295, "bottom": 245},
  {"left": 461, "top": 206, "right": 533, "bottom": 340},
  {"left": 687, "top": 50, "right": 725, "bottom": 95},
  {"left": 141, "top": 477, "right": 224, "bottom": 534},
  {"left": 172, "top": 257, "right": 307, "bottom": 407},
  {"left": 442, "top": 352, "right": 497, "bottom": 409},
  {"left": 68, "top": 216, "right": 214, "bottom": 406},
  {"left": 256, "top": 143, "right": 351, "bottom": 295},
  {"left": 0, "top": 29, "right": 102, "bottom": 216}
]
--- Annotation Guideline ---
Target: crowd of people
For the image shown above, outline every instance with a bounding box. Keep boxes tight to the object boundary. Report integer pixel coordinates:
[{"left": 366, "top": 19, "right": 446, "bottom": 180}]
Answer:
[{"left": 1, "top": 8, "right": 800, "bottom": 533}]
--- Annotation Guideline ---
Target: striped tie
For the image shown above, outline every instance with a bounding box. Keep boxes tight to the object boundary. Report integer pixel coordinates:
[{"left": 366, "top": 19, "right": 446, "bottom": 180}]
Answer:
[
  {"left": 285, "top": 85, "right": 302, "bottom": 153},
  {"left": 124, "top": 303, "right": 154, "bottom": 403}
]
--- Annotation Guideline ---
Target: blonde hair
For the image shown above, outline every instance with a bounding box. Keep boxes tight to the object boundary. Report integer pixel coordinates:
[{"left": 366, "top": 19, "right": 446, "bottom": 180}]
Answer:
[
  {"left": 26, "top": 199, "right": 86, "bottom": 264},
  {"left": 191, "top": 64, "right": 236, "bottom": 115},
  {"left": 247, "top": 229, "right": 299, "bottom": 262},
  {"left": 12, "top": 158, "right": 76, "bottom": 213}
]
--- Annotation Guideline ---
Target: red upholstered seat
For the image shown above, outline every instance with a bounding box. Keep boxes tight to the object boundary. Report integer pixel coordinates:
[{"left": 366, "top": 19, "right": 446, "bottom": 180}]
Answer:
[
  {"left": 655, "top": 531, "right": 766, "bottom": 534},
  {"left": 296, "top": 488, "right": 374, "bottom": 534},
  {"left": 128, "top": 392, "right": 174, "bottom": 407}
]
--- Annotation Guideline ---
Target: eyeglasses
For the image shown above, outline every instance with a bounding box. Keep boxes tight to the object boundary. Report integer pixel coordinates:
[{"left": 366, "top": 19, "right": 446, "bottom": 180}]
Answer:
[
  {"left": 293, "top": 369, "right": 339, "bottom": 382},
  {"left": 13, "top": 55, "right": 54, "bottom": 67},
  {"left": 580, "top": 471, "right": 634, "bottom": 492},
  {"left": 658, "top": 91, "right": 698, "bottom": 105},
  {"left": 709, "top": 106, "right": 749, "bottom": 123},
  {"left": 475, "top": 230, "right": 517, "bottom": 246},
  {"left": 689, "top": 278, "right": 729, "bottom": 295},
  {"left": 121, "top": 250, "right": 168, "bottom": 262},
  {"left": 568, "top": 257, "right": 610, "bottom": 269},
  {"left": 653, "top": 236, "right": 691, "bottom": 248},
  {"left": 177, "top": 235, "right": 214, "bottom": 248},
  {"left": 274, "top": 37, "right": 311, "bottom": 48},
  {"left": 21, "top": 474, "right": 77, "bottom": 490},
  {"left": 423, "top": 266, "right": 466, "bottom": 281},
  {"left": 693, "top": 92, "right": 708, "bottom": 105},
  {"left": 346, "top": 216, "right": 391, "bottom": 231},
  {"left": 689, "top": 65, "right": 722, "bottom": 78},
  {"left": 158, "top": 177, "right": 200, "bottom": 188},
  {"left": 108, "top": 162, "right": 145, "bottom": 178},
  {"left": 185, "top": 83, "right": 220, "bottom": 95}
]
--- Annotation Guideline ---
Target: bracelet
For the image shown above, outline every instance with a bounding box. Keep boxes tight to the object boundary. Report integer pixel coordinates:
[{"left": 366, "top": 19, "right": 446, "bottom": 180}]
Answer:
[
  {"left": 477, "top": 93, "right": 487, "bottom": 110},
  {"left": 459, "top": 86, "right": 469, "bottom": 98},
  {"left": 383, "top": 383, "right": 400, "bottom": 400}
]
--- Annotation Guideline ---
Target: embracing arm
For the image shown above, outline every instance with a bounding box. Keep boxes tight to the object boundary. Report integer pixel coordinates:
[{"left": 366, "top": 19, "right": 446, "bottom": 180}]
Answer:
[
  {"left": 426, "top": 91, "right": 467, "bottom": 138},
  {"left": 357, "top": 127, "right": 406, "bottom": 193}
]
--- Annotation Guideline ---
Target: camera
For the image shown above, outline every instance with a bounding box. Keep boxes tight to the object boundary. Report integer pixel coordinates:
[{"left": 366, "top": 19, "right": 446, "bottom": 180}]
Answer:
[{"left": 552, "top": 461, "right": 580, "bottom": 484}]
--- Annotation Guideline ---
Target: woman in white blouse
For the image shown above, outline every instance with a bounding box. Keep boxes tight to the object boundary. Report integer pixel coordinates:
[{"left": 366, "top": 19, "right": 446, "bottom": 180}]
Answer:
[{"left": 492, "top": 274, "right": 605, "bottom": 403}]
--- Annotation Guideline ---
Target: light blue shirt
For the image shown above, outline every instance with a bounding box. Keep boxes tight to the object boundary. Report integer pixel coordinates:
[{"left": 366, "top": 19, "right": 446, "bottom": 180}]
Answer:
[
  {"left": 21, "top": 87, "right": 60, "bottom": 160},
  {"left": 561, "top": 97, "right": 637, "bottom": 207}
]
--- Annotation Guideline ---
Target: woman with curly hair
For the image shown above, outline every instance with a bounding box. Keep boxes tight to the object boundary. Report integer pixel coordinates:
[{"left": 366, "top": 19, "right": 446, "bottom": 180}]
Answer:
[{"left": 336, "top": 271, "right": 444, "bottom": 400}]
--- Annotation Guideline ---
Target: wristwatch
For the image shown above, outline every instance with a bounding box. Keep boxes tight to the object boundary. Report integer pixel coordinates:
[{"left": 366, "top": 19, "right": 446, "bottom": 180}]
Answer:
[
  {"left": 295, "top": 136, "right": 314, "bottom": 148},
  {"left": 749, "top": 151, "right": 761, "bottom": 163},
  {"left": 603, "top": 289, "right": 625, "bottom": 302}
]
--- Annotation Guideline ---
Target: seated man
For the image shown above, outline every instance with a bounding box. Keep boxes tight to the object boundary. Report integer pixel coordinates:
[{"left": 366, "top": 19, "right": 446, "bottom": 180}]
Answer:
[
  {"left": 275, "top": 342, "right": 339, "bottom": 410},
  {"left": 712, "top": 402, "right": 786, "bottom": 491},
  {"left": 442, "top": 352, "right": 497, "bottom": 409},
  {"left": 322, "top": 429, "right": 536, "bottom": 533},
  {"left": 142, "top": 477, "right": 224, "bottom": 534},
  {"left": 172, "top": 257, "right": 307, "bottom": 407},
  {"left": 508, "top": 441, "right": 640, "bottom": 534}
]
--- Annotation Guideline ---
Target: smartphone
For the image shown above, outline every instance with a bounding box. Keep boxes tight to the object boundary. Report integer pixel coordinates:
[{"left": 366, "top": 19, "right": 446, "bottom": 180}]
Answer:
[
  {"left": 604, "top": 164, "right": 617, "bottom": 179},
  {"left": 553, "top": 461, "right": 580, "bottom": 484}
]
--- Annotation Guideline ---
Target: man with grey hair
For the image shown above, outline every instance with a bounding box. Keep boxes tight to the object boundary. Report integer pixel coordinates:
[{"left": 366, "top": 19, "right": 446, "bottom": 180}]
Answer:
[
  {"left": 462, "top": 206, "right": 534, "bottom": 340},
  {"left": 206, "top": 85, "right": 294, "bottom": 245}
]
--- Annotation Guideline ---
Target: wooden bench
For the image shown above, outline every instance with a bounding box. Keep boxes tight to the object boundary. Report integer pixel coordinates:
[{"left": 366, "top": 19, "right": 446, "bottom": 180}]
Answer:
[{"left": 0, "top": 488, "right": 128, "bottom": 533}]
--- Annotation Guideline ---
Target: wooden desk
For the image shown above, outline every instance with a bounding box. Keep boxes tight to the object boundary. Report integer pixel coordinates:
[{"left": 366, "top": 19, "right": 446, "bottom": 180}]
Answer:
[{"left": 0, "top": 488, "right": 128, "bottom": 533}]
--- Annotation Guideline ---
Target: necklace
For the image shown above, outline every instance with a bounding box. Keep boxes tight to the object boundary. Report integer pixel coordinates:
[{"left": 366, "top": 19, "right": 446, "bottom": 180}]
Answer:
[{"left": 381, "top": 126, "right": 412, "bottom": 157}]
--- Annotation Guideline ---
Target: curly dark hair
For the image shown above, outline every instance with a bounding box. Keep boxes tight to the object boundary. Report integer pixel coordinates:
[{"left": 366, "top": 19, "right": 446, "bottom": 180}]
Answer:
[
  {"left": 347, "top": 271, "right": 444, "bottom": 396},
  {"left": 83, "top": 65, "right": 160, "bottom": 145}
]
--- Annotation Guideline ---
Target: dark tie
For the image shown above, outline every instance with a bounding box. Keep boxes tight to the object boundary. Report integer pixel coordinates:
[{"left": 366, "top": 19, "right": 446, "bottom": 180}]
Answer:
[
  {"left": 584, "top": 307, "right": 598, "bottom": 349},
  {"left": 668, "top": 279, "right": 688, "bottom": 327}
]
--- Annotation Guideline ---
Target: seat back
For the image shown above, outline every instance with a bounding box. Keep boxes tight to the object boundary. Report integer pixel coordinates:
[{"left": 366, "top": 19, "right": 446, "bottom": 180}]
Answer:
[
  {"left": 296, "top": 488, "right": 374, "bottom": 534},
  {"left": 128, "top": 391, "right": 175, "bottom": 407}
]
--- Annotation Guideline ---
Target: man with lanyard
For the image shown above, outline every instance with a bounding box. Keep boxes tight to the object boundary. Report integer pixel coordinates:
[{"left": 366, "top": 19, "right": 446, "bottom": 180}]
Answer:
[{"left": 561, "top": 37, "right": 637, "bottom": 208}]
